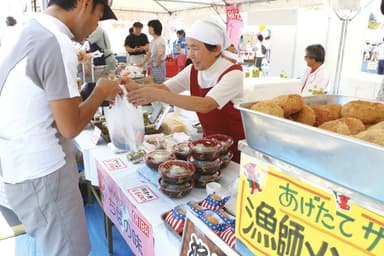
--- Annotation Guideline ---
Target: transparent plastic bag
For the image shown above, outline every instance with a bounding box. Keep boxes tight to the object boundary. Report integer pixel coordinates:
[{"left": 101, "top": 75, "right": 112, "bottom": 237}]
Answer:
[{"left": 104, "top": 86, "right": 144, "bottom": 152}]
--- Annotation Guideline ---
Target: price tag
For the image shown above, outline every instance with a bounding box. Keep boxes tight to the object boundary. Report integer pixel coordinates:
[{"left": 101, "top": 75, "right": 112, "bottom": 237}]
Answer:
[{"left": 90, "top": 125, "right": 102, "bottom": 145}]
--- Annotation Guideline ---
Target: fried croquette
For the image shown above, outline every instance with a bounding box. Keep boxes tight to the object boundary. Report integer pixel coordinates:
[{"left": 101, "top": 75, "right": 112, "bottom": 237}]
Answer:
[
  {"left": 291, "top": 105, "right": 316, "bottom": 126},
  {"left": 366, "top": 120, "right": 384, "bottom": 130},
  {"left": 310, "top": 103, "right": 342, "bottom": 126},
  {"left": 319, "top": 117, "right": 365, "bottom": 135},
  {"left": 250, "top": 101, "right": 284, "bottom": 118},
  {"left": 341, "top": 100, "right": 384, "bottom": 124},
  {"left": 270, "top": 94, "right": 304, "bottom": 115},
  {"left": 354, "top": 128, "right": 384, "bottom": 146}
]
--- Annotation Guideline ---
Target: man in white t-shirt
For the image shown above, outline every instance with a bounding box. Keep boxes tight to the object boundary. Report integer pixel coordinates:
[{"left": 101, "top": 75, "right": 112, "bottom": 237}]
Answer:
[{"left": 0, "top": 1, "right": 121, "bottom": 255}]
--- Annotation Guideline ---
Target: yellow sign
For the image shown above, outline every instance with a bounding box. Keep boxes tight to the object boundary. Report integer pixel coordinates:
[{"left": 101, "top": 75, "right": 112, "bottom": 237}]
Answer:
[{"left": 236, "top": 154, "right": 384, "bottom": 256}]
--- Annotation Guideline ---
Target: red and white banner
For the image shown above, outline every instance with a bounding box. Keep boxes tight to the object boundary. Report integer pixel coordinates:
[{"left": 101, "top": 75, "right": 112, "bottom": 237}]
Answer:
[{"left": 226, "top": 4, "right": 244, "bottom": 49}]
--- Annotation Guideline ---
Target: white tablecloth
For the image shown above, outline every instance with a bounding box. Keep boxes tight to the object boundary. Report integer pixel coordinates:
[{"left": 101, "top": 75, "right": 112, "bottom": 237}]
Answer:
[
  {"left": 243, "top": 76, "right": 301, "bottom": 102},
  {"left": 73, "top": 129, "right": 239, "bottom": 255}
]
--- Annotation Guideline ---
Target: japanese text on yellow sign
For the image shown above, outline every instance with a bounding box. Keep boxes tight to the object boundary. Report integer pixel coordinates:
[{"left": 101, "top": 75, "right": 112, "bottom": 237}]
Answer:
[{"left": 236, "top": 154, "right": 384, "bottom": 256}]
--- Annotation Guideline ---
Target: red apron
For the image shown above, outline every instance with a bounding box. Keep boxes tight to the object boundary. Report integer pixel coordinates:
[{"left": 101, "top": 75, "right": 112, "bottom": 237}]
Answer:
[{"left": 190, "top": 64, "right": 245, "bottom": 163}]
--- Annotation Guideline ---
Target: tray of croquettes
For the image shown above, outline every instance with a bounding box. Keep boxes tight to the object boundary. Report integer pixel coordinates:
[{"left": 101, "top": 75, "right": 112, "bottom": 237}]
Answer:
[{"left": 236, "top": 94, "right": 384, "bottom": 203}]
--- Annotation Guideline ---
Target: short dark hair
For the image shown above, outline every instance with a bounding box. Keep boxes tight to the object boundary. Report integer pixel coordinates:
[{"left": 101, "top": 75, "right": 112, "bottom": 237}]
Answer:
[
  {"left": 176, "top": 29, "right": 185, "bottom": 37},
  {"left": 48, "top": 0, "right": 77, "bottom": 10},
  {"left": 133, "top": 22, "right": 143, "bottom": 28},
  {"left": 148, "top": 19, "right": 162, "bottom": 36},
  {"left": 5, "top": 16, "right": 17, "bottom": 26},
  {"left": 48, "top": 0, "right": 104, "bottom": 10},
  {"left": 47, "top": 0, "right": 116, "bottom": 20},
  {"left": 305, "top": 44, "right": 326, "bottom": 63},
  {"left": 257, "top": 34, "right": 264, "bottom": 42}
]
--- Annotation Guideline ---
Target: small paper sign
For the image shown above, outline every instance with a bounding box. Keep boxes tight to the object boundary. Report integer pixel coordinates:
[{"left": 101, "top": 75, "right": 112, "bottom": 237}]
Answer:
[
  {"left": 127, "top": 185, "right": 159, "bottom": 204},
  {"left": 102, "top": 158, "right": 127, "bottom": 171},
  {"left": 90, "top": 125, "right": 102, "bottom": 145}
]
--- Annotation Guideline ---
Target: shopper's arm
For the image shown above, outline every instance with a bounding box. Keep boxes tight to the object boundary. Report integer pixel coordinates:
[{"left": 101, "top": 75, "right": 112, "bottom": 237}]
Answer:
[{"left": 49, "top": 79, "right": 121, "bottom": 138}]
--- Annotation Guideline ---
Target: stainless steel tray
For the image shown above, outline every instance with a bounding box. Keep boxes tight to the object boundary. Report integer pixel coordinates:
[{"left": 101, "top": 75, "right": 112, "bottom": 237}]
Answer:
[{"left": 236, "top": 95, "right": 384, "bottom": 203}]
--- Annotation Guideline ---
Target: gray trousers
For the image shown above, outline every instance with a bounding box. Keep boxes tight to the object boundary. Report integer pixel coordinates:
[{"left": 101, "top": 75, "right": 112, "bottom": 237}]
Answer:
[
  {"left": 4, "top": 161, "right": 90, "bottom": 256},
  {"left": 150, "top": 60, "right": 166, "bottom": 84}
]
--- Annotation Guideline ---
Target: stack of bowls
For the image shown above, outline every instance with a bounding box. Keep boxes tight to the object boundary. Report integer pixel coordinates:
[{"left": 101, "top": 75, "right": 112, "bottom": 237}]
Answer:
[
  {"left": 188, "top": 139, "right": 223, "bottom": 187},
  {"left": 204, "top": 134, "right": 234, "bottom": 169},
  {"left": 158, "top": 160, "right": 195, "bottom": 198}
]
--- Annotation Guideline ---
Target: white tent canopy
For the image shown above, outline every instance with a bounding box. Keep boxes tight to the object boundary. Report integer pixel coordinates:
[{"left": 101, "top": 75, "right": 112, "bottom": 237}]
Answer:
[
  {"left": 1, "top": 0, "right": 381, "bottom": 98},
  {"left": 110, "top": 0, "right": 326, "bottom": 17}
]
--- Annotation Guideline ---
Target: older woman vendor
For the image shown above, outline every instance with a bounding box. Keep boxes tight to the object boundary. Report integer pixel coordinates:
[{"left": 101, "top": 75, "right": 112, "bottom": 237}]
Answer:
[{"left": 126, "top": 18, "right": 245, "bottom": 163}]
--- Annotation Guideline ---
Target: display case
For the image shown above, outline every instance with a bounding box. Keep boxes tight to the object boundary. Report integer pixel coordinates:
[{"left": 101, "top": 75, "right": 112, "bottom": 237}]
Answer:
[
  {"left": 235, "top": 95, "right": 384, "bottom": 255},
  {"left": 236, "top": 95, "right": 384, "bottom": 203}
]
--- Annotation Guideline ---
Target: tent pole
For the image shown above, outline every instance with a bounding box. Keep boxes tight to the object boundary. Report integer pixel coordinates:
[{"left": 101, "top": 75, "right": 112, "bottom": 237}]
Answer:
[{"left": 332, "top": 18, "right": 348, "bottom": 95}]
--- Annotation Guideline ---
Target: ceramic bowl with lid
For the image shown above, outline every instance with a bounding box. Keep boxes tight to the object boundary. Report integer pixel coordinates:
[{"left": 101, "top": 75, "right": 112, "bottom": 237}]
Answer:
[
  {"left": 158, "top": 178, "right": 194, "bottom": 198},
  {"left": 189, "top": 139, "right": 223, "bottom": 161},
  {"left": 158, "top": 160, "right": 195, "bottom": 185},
  {"left": 145, "top": 150, "right": 176, "bottom": 171},
  {"left": 173, "top": 142, "right": 191, "bottom": 160},
  {"left": 187, "top": 155, "right": 222, "bottom": 175},
  {"left": 204, "top": 134, "right": 234, "bottom": 155},
  {"left": 220, "top": 151, "right": 233, "bottom": 169}
]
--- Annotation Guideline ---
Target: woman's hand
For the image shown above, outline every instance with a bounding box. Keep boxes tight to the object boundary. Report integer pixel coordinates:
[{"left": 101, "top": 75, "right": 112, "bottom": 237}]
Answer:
[
  {"left": 127, "top": 87, "right": 162, "bottom": 105},
  {"left": 120, "top": 78, "right": 140, "bottom": 92}
]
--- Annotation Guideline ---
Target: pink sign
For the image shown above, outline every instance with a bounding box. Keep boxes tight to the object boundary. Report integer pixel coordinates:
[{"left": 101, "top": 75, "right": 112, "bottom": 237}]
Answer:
[
  {"left": 127, "top": 185, "right": 159, "bottom": 204},
  {"left": 97, "top": 163, "right": 155, "bottom": 256},
  {"left": 226, "top": 4, "right": 244, "bottom": 49}
]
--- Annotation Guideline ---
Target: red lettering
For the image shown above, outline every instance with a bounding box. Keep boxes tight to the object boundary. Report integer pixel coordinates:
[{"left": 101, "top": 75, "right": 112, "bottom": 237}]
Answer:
[{"left": 131, "top": 209, "right": 150, "bottom": 237}]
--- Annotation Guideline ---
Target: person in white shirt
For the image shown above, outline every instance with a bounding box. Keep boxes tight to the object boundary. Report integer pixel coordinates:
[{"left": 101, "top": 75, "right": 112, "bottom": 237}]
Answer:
[
  {"left": 300, "top": 44, "right": 330, "bottom": 96},
  {"left": 0, "top": 1, "right": 121, "bottom": 255}
]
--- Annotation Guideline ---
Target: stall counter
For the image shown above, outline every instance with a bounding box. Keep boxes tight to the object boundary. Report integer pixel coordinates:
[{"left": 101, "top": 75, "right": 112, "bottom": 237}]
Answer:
[{"left": 73, "top": 129, "right": 239, "bottom": 255}]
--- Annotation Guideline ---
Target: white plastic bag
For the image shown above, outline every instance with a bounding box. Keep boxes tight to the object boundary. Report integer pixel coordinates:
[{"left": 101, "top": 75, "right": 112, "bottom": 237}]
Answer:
[{"left": 104, "top": 86, "right": 144, "bottom": 152}]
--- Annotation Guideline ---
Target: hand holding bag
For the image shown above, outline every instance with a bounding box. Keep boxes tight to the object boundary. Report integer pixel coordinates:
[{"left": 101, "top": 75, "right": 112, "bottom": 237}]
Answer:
[{"left": 105, "top": 86, "right": 144, "bottom": 152}]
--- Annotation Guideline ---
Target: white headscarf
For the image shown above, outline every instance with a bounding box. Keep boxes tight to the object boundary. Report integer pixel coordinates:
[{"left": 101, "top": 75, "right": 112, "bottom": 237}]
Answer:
[{"left": 188, "top": 18, "right": 238, "bottom": 62}]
